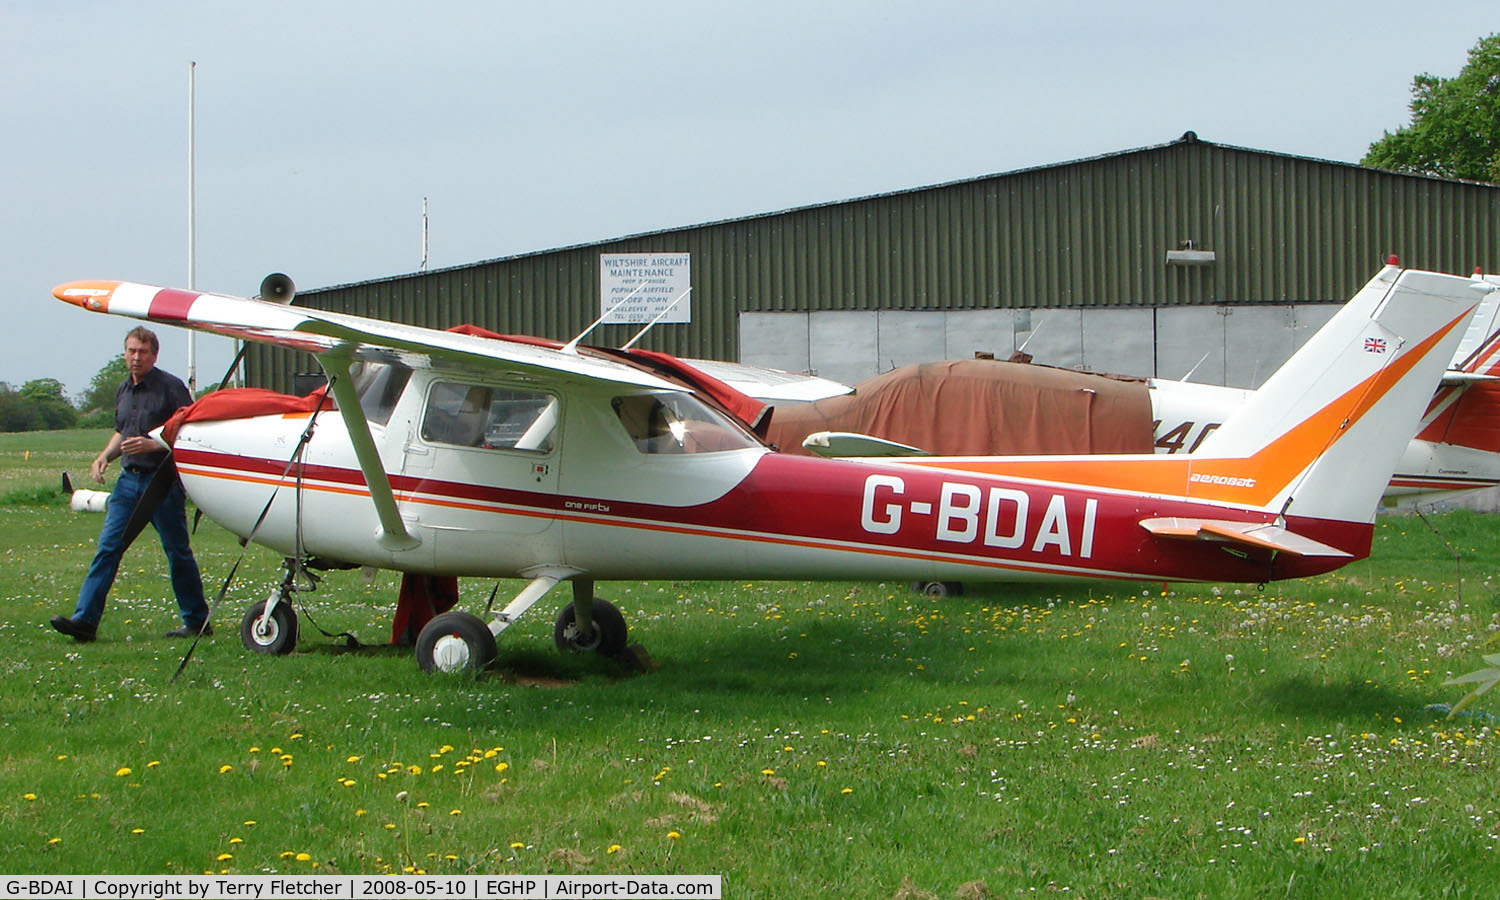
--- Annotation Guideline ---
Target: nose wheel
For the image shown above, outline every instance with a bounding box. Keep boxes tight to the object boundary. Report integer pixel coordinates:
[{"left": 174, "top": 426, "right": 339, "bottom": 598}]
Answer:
[{"left": 240, "top": 598, "right": 299, "bottom": 655}]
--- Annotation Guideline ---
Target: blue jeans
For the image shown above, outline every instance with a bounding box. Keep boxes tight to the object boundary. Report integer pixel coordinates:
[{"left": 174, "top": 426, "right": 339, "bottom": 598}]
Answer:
[{"left": 72, "top": 468, "right": 209, "bottom": 629}]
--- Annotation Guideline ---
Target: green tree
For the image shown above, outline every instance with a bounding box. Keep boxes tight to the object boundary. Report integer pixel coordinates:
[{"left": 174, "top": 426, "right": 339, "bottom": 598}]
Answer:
[
  {"left": 18, "top": 378, "right": 77, "bottom": 430},
  {"left": 0, "top": 383, "right": 39, "bottom": 432},
  {"left": 80, "top": 355, "right": 128, "bottom": 414},
  {"left": 1363, "top": 33, "right": 1500, "bottom": 183}
]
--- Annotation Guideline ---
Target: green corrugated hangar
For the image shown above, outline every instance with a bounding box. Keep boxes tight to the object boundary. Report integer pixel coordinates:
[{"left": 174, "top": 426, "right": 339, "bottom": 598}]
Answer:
[{"left": 246, "top": 131, "right": 1500, "bottom": 393}]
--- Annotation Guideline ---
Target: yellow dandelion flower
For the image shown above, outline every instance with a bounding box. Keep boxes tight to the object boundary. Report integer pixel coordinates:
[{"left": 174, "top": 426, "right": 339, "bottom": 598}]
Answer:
[
  {"left": 346, "top": 755, "right": 361, "bottom": 763},
  {"left": 131, "top": 828, "right": 144, "bottom": 835},
  {"left": 449, "top": 809, "right": 461, "bottom": 816},
  {"left": 115, "top": 767, "right": 132, "bottom": 777},
  {"left": 355, "top": 809, "right": 367, "bottom": 817},
  {"left": 280, "top": 852, "right": 296, "bottom": 860},
  {"left": 416, "top": 801, "right": 430, "bottom": 809},
  {"left": 483, "top": 749, "right": 498, "bottom": 759},
  {"left": 667, "top": 831, "right": 681, "bottom": 840},
  {"left": 607, "top": 844, "right": 622, "bottom": 854},
  {"left": 47, "top": 838, "right": 60, "bottom": 845},
  {"left": 218, "top": 765, "right": 233, "bottom": 774},
  {"left": 229, "top": 837, "right": 243, "bottom": 845},
  {"left": 430, "top": 764, "right": 443, "bottom": 773},
  {"left": 248, "top": 747, "right": 260, "bottom": 754},
  {"left": 407, "top": 765, "right": 423, "bottom": 775},
  {"left": 841, "top": 787, "right": 853, "bottom": 794},
  {"left": 147, "top": 761, "right": 160, "bottom": 768},
  {"left": 1294, "top": 837, "right": 1307, "bottom": 844},
  {"left": 243, "top": 821, "right": 256, "bottom": 827},
  {"left": 509, "top": 842, "right": 525, "bottom": 850},
  {"left": 217, "top": 853, "right": 233, "bottom": 861},
  {"left": 56, "top": 755, "right": 68, "bottom": 761},
  {"left": 383, "top": 824, "right": 396, "bottom": 831},
  {"left": 289, "top": 733, "right": 303, "bottom": 740},
  {"left": 295, "top": 852, "right": 311, "bottom": 862},
  {"left": 494, "top": 762, "right": 510, "bottom": 773},
  {"left": 270, "top": 747, "right": 283, "bottom": 755},
  {"left": 23, "top": 793, "right": 36, "bottom": 801},
  {"left": 760, "top": 768, "right": 775, "bottom": 776},
  {"left": 444, "top": 854, "right": 458, "bottom": 861},
  {"left": 439, "top": 744, "right": 454, "bottom": 754}
]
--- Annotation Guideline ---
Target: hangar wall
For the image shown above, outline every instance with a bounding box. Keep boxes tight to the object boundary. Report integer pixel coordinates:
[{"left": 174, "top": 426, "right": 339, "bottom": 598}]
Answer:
[
  {"left": 741, "top": 303, "right": 1340, "bottom": 388},
  {"left": 246, "top": 133, "right": 1500, "bottom": 395}
]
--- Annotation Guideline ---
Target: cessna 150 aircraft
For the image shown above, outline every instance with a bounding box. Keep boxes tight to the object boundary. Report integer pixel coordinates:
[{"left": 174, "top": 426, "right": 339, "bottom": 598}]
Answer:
[{"left": 53, "top": 264, "right": 1492, "bottom": 673}]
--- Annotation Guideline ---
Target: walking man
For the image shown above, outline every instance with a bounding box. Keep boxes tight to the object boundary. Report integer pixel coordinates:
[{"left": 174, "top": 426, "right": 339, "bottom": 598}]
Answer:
[{"left": 50, "top": 326, "right": 210, "bottom": 641}]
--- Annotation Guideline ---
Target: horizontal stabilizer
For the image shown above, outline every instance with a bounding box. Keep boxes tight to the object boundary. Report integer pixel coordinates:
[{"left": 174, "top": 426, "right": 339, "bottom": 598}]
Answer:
[
  {"left": 802, "top": 431, "right": 931, "bottom": 458},
  {"left": 1139, "top": 517, "right": 1353, "bottom": 558},
  {"left": 1440, "top": 371, "right": 1500, "bottom": 386}
]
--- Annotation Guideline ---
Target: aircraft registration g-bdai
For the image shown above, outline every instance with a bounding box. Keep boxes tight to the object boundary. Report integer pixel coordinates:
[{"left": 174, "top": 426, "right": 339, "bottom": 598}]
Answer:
[{"left": 53, "top": 264, "right": 1493, "bottom": 673}]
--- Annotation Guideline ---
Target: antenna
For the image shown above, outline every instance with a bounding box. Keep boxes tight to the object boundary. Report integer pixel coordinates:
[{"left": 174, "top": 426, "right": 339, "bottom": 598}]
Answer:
[
  {"left": 563, "top": 282, "right": 650, "bottom": 354},
  {"left": 1178, "top": 351, "right": 1211, "bottom": 382},
  {"left": 622, "top": 287, "right": 691, "bottom": 350},
  {"left": 1016, "top": 317, "right": 1046, "bottom": 353}
]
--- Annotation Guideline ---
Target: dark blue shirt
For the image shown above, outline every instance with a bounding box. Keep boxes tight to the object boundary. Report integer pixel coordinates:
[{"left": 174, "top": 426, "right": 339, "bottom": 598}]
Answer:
[{"left": 115, "top": 367, "right": 193, "bottom": 471}]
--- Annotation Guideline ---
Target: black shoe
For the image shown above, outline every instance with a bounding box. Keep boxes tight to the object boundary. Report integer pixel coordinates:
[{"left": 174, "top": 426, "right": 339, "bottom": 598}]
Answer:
[
  {"left": 50, "top": 615, "right": 96, "bottom": 642},
  {"left": 165, "top": 623, "right": 213, "bottom": 638}
]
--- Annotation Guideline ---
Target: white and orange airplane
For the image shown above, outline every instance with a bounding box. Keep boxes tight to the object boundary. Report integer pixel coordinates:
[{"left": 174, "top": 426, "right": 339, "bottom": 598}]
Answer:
[
  {"left": 1146, "top": 274, "right": 1500, "bottom": 503},
  {"left": 52, "top": 264, "right": 1492, "bottom": 672}
]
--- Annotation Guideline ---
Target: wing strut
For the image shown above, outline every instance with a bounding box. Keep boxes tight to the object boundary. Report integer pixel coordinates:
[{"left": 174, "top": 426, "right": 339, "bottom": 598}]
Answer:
[{"left": 320, "top": 354, "right": 421, "bottom": 550}]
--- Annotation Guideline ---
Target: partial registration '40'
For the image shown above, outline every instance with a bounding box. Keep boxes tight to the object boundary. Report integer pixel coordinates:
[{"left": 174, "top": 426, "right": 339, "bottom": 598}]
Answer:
[{"left": 860, "top": 474, "right": 1099, "bottom": 558}]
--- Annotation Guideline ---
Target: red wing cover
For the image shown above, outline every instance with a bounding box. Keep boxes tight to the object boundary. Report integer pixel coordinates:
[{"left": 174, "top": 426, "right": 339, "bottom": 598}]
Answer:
[
  {"left": 765, "top": 359, "right": 1154, "bottom": 456},
  {"left": 160, "top": 387, "right": 333, "bottom": 446}
]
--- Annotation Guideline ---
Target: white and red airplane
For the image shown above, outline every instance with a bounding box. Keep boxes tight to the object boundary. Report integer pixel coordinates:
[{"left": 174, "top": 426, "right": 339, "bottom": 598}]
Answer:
[{"left": 53, "top": 264, "right": 1491, "bottom": 672}]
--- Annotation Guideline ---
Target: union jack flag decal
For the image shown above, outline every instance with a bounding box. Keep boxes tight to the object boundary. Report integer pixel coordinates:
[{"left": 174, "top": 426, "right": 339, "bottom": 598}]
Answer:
[{"left": 1364, "top": 337, "right": 1387, "bottom": 354}]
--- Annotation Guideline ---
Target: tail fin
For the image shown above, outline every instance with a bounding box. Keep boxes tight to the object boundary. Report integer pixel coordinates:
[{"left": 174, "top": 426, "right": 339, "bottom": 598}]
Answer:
[{"left": 1190, "top": 265, "right": 1490, "bottom": 521}]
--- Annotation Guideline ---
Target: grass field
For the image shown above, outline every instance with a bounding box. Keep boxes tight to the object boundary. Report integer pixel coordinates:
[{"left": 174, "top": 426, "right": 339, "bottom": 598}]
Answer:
[{"left": 0, "top": 429, "right": 1497, "bottom": 897}]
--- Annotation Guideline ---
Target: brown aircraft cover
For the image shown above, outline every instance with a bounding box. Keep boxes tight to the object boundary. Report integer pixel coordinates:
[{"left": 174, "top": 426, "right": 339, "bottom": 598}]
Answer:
[{"left": 764, "top": 359, "right": 1155, "bottom": 457}]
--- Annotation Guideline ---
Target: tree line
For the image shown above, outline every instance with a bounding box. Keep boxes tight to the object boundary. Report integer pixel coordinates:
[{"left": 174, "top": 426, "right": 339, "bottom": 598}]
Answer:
[{"left": 0, "top": 357, "right": 127, "bottom": 432}]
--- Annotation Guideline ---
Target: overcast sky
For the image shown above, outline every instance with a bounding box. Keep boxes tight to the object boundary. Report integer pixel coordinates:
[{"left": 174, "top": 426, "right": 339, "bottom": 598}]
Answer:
[{"left": 3, "top": 1, "right": 1494, "bottom": 396}]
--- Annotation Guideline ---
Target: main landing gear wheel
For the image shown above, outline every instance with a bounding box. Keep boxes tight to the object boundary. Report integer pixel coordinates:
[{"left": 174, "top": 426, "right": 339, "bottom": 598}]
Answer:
[
  {"left": 554, "top": 598, "right": 627, "bottom": 657},
  {"left": 240, "top": 600, "right": 299, "bottom": 655},
  {"left": 913, "top": 581, "right": 964, "bottom": 598},
  {"left": 415, "top": 611, "right": 497, "bottom": 674}
]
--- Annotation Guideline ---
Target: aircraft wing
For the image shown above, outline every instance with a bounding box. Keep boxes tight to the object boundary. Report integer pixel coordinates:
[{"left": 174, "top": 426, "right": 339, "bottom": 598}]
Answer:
[
  {"left": 1138, "top": 517, "right": 1353, "bottom": 558},
  {"left": 54, "top": 280, "right": 680, "bottom": 392},
  {"left": 679, "top": 358, "right": 854, "bottom": 403}
]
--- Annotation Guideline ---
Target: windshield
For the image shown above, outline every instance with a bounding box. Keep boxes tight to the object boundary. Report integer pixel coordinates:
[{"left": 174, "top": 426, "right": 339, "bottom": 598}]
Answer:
[{"left": 611, "top": 392, "right": 761, "bottom": 454}]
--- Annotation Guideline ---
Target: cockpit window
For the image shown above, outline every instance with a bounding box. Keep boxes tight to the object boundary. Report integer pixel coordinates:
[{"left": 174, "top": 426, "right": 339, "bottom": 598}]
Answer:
[
  {"left": 611, "top": 392, "right": 760, "bottom": 454},
  {"left": 422, "top": 382, "right": 556, "bottom": 453},
  {"left": 350, "top": 361, "right": 412, "bottom": 426}
]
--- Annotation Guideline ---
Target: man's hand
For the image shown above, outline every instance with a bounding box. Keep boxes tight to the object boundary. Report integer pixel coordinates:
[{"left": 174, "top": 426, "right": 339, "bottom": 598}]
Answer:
[
  {"left": 90, "top": 453, "right": 110, "bottom": 484},
  {"left": 119, "top": 435, "right": 159, "bottom": 457}
]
